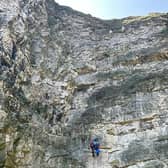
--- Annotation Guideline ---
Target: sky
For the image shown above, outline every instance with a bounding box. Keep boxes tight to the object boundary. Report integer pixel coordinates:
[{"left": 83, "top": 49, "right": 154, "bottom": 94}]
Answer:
[{"left": 55, "top": 0, "right": 168, "bottom": 19}]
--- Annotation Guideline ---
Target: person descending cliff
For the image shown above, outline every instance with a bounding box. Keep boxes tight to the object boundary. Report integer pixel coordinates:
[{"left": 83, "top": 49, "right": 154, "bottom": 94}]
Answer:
[{"left": 90, "top": 138, "right": 100, "bottom": 157}]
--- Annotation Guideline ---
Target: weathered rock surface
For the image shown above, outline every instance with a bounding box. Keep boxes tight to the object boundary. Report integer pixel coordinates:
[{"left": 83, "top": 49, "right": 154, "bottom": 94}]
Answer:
[{"left": 0, "top": 0, "right": 168, "bottom": 167}]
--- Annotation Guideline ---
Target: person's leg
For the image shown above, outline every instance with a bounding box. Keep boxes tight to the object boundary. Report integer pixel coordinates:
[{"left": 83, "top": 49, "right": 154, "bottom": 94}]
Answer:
[
  {"left": 91, "top": 148, "right": 95, "bottom": 157},
  {"left": 96, "top": 149, "right": 100, "bottom": 156}
]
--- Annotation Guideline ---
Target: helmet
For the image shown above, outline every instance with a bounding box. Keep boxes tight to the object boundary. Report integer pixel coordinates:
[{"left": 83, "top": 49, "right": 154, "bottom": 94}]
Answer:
[{"left": 94, "top": 138, "right": 98, "bottom": 141}]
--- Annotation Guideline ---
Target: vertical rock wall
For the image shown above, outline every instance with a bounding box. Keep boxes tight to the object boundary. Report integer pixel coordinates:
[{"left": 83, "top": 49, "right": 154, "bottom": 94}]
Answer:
[{"left": 0, "top": 0, "right": 168, "bottom": 167}]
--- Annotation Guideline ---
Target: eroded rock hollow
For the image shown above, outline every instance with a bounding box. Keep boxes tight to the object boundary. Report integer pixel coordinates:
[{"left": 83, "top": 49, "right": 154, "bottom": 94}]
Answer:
[{"left": 0, "top": 0, "right": 168, "bottom": 167}]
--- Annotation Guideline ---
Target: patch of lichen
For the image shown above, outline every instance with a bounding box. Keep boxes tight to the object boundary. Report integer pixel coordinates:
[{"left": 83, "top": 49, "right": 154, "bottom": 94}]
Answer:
[
  {"left": 5, "top": 148, "right": 28, "bottom": 168},
  {"left": 5, "top": 151, "right": 18, "bottom": 168},
  {"left": 110, "top": 159, "right": 120, "bottom": 167},
  {"left": 106, "top": 128, "right": 115, "bottom": 135},
  {"left": 76, "top": 66, "right": 96, "bottom": 75},
  {"left": 0, "top": 139, "right": 6, "bottom": 167},
  {"left": 2, "top": 127, "right": 31, "bottom": 168},
  {"left": 0, "top": 142, "right": 6, "bottom": 151},
  {"left": 0, "top": 162, "right": 5, "bottom": 168}
]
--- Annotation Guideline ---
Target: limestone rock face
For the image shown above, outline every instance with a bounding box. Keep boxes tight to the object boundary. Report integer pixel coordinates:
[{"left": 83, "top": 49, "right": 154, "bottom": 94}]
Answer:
[{"left": 0, "top": 0, "right": 168, "bottom": 167}]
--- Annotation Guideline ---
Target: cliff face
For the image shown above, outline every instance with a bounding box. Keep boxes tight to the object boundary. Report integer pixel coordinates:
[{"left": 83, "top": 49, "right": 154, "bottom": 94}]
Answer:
[{"left": 0, "top": 0, "right": 168, "bottom": 167}]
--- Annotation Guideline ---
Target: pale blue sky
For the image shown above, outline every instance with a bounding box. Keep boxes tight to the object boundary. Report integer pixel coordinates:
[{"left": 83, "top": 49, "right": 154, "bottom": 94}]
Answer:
[{"left": 55, "top": 0, "right": 168, "bottom": 19}]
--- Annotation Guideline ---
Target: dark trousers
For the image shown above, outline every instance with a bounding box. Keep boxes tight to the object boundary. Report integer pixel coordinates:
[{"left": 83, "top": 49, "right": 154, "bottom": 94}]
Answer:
[{"left": 91, "top": 147, "right": 95, "bottom": 157}]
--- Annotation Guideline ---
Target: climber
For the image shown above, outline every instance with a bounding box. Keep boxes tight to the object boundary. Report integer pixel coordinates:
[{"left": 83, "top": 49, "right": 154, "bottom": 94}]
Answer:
[
  {"left": 90, "top": 139, "right": 95, "bottom": 157},
  {"left": 90, "top": 138, "right": 100, "bottom": 157}
]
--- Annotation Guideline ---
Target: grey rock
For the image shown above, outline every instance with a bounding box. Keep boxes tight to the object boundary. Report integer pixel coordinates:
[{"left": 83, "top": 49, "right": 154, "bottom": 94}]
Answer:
[{"left": 0, "top": 0, "right": 168, "bottom": 167}]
